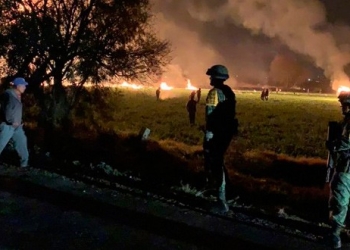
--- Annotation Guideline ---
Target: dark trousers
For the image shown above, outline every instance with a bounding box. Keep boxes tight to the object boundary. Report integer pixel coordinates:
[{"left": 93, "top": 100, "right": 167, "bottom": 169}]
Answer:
[
  {"left": 203, "top": 132, "right": 233, "bottom": 189},
  {"left": 189, "top": 112, "right": 195, "bottom": 125}
]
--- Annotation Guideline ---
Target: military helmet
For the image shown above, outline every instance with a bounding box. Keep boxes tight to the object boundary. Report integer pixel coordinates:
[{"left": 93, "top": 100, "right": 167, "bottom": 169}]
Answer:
[
  {"left": 206, "top": 65, "right": 229, "bottom": 80},
  {"left": 338, "top": 91, "right": 350, "bottom": 104}
]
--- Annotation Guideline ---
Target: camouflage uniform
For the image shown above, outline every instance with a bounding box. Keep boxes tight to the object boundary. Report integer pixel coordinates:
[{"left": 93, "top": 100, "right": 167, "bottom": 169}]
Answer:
[
  {"left": 203, "top": 65, "right": 237, "bottom": 214},
  {"left": 328, "top": 91, "right": 350, "bottom": 249}
]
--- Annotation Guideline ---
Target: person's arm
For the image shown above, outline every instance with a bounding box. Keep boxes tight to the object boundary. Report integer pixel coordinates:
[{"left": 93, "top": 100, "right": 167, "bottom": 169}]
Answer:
[{"left": 205, "top": 89, "right": 218, "bottom": 138}]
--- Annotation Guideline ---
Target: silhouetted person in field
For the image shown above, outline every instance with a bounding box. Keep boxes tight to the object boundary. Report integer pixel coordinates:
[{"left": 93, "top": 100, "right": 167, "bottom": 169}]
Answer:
[
  {"left": 260, "top": 88, "right": 269, "bottom": 101},
  {"left": 189, "top": 90, "right": 196, "bottom": 100},
  {"left": 196, "top": 88, "right": 202, "bottom": 102},
  {"left": 156, "top": 87, "right": 161, "bottom": 100},
  {"left": 325, "top": 90, "right": 350, "bottom": 249},
  {"left": 203, "top": 64, "right": 238, "bottom": 214},
  {"left": 186, "top": 94, "right": 197, "bottom": 125},
  {"left": 264, "top": 88, "right": 269, "bottom": 100},
  {"left": 260, "top": 89, "right": 265, "bottom": 100}
]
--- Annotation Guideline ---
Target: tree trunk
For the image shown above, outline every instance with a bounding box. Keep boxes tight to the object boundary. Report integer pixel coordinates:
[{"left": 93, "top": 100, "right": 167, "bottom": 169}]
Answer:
[
  {"left": 50, "top": 78, "right": 70, "bottom": 128},
  {"left": 40, "top": 77, "right": 70, "bottom": 153}
]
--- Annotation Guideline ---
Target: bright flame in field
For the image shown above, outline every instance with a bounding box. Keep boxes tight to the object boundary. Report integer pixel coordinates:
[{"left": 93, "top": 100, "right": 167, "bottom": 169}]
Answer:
[
  {"left": 337, "top": 86, "right": 350, "bottom": 95},
  {"left": 120, "top": 81, "right": 143, "bottom": 89},
  {"left": 186, "top": 79, "right": 198, "bottom": 90},
  {"left": 160, "top": 82, "right": 173, "bottom": 90}
]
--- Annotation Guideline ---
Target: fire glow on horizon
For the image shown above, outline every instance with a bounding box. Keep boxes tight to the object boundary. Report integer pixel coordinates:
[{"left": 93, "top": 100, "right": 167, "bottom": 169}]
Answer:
[
  {"left": 337, "top": 86, "right": 350, "bottom": 95},
  {"left": 185, "top": 79, "right": 198, "bottom": 90},
  {"left": 58, "top": 79, "right": 199, "bottom": 90},
  {"left": 159, "top": 82, "right": 174, "bottom": 90},
  {"left": 118, "top": 80, "right": 199, "bottom": 90},
  {"left": 120, "top": 81, "right": 144, "bottom": 89}
]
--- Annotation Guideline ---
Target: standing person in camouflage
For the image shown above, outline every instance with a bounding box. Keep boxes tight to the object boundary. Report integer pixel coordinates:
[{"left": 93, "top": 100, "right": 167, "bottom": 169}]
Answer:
[
  {"left": 327, "top": 90, "right": 350, "bottom": 249},
  {"left": 203, "top": 64, "right": 238, "bottom": 214}
]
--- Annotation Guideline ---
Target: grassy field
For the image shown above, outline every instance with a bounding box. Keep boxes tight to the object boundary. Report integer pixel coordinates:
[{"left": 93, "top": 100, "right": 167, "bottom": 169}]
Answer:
[
  {"left": 78, "top": 87, "right": 340, "bottom": 158},
  {"left": 26, "top": 87, "right": 343, "bottom": 223}
]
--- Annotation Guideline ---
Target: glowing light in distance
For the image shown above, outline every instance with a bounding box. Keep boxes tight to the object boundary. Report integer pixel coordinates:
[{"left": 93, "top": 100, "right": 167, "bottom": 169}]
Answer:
[{"left": 160, "top": 82, "right": 173, "bottom": 90}]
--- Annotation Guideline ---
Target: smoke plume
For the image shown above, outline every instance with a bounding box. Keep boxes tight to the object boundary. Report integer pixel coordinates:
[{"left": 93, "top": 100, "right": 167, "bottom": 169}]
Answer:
[
  {"left": 151, "top": 0, "right": 350, "bottom": 90},
  {"left": 153, "top": 12, "right": 227, "bottom": 88}
]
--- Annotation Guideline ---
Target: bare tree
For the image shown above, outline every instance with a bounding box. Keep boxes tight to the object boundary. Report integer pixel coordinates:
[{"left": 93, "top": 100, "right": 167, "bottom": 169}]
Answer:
[{"left": 0, "top": 0, "right": 170, "bottom": 128}]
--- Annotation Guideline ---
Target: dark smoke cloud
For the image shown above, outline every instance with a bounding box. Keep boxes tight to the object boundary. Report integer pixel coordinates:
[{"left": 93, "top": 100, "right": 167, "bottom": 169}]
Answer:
[{"left": 151, "top": 0, "right": 350, "bottom": 89}]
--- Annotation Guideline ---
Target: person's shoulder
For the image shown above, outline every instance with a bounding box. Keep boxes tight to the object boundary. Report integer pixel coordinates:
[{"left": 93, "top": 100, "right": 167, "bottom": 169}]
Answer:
[
  {"left": 208, "top": 87, "right": 220, "bottom": 92},
  {"left": 221, "top": 85, "right": 234, "bottom": 94},
  {"left": 207, "top": 88, "right": 219, "bottom": 97},
  {"left": 222, "top": 84, "right": 234, "bottom": 91}
]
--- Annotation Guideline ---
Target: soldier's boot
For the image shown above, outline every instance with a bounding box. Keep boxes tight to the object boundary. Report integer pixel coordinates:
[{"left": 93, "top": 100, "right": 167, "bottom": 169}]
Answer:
[
  {"left": 210, "top": 172, "right": 229, "bottom": 214},
  {"left": 330, "top": 226, "right": 342, "bottom": 249}
]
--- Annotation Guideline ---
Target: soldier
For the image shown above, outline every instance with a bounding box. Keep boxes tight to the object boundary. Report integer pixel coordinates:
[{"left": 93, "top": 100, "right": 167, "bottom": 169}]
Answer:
[
  {"left": 326, "top": 90, "right": 350, "bottom": 249},
  {"left": 0, "top": 77, "right": 29, "bottom": 168},
  {"left": 186, "top": 94, "right": 197, "bottom": 125},
  {"left": 203, "top": 64, "right": 238, "bottom": 214}
]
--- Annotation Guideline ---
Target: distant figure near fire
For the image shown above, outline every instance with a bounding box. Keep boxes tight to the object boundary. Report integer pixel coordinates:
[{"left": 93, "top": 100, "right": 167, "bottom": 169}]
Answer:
[
  {"left": 156, "top": 87, "right": 161, "bottom": 100},
  {"left": 186, "top": 94, "right": 197, "bottom": 125},
  {"left": 197, "top": 88, "right": 202, "bottom": 102},
  {"left": 261, "top": 88, "right": 269, "bottom": 101}
]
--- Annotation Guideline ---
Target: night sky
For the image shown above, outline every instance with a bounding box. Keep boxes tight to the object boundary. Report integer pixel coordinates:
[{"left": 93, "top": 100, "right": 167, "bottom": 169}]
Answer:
[{"left": 151, "top": 0, "right": 350, "bottom": 89}]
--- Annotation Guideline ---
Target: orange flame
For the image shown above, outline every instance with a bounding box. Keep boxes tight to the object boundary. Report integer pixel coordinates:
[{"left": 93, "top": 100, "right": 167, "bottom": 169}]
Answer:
[
  {"left": 160, "top": 82, "right": 173, "bottom": 90},
  {"left": 186, "top": 79, "right": 198, "bottom": 90},
  {"left": 120, "top": 81, "right": 143, "bottom": 89},
  {"left": 337, "top": 86, "right": 350, "bottom": 95}
]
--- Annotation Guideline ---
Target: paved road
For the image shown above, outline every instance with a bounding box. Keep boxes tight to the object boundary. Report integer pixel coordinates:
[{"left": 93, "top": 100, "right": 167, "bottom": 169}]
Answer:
[
  {"left": 0, "top": 167, "right": 339, "bottom": 249},
  {"left": 0, "top": 190, "right": 209, "bottom": 250},
  {"left": 0, "top": 176, "right": 271, "bottom": 250}
]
